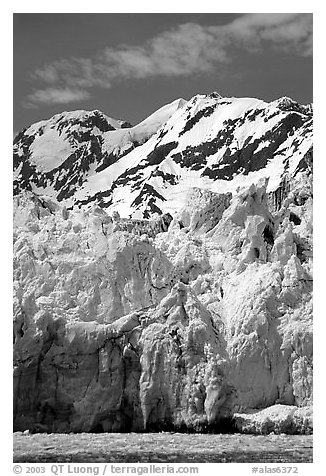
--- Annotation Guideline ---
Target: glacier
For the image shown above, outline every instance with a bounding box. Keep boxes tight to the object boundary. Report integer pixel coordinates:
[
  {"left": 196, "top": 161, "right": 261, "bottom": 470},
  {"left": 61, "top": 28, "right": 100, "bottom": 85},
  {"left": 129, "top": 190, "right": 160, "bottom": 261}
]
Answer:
[{"left": 13, "top": 93, "right": 313, "bottom": 433}]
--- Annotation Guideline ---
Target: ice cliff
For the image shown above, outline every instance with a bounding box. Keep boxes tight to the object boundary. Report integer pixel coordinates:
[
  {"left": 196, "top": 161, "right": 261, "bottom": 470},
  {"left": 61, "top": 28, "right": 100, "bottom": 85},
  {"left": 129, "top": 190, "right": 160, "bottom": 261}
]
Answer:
[{"left": 13, "top": 166, "right": 312, "bottom": 433}]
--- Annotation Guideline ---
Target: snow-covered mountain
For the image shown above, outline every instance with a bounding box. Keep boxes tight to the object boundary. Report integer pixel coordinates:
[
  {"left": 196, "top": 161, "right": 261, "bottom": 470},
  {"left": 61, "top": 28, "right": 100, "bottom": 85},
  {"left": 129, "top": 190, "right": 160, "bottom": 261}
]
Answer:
[
  {"left": 13, "top": 93, "right": 312, "bottom": 218},
  {"left": 13, "top": 99, "right": 186, "bottom": 202}
]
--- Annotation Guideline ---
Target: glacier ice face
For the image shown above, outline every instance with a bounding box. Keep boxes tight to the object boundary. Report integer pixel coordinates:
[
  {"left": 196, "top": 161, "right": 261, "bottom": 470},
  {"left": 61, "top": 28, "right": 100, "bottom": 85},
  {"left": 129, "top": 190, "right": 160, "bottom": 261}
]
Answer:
[
  {"left": 13, "top": 194, "right": 230, "bottom": 431},
  {"left": 13, "top": 163, "right": 313, "bottom": 432}
]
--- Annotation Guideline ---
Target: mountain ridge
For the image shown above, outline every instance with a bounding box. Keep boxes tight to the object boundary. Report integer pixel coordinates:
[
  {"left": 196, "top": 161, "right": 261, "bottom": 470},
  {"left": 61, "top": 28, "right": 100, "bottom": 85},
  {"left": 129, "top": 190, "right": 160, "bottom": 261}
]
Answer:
[{"left": 14, "top": 93, "right": 313, "bottom": 219}]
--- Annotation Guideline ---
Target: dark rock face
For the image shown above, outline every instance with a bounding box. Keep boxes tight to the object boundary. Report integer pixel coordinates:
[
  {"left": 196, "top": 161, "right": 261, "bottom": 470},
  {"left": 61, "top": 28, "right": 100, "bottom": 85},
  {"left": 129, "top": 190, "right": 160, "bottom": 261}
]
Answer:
[
  {"left": 294, "top": 146, "right": 313, "bottom": 177},
  {"left": 179, "top": 104, "right": 216, "bottom": 136},
  {"left": 145, "top": 142, "right": 178, "bottom": 166},
  {"left": 172, "top": 113, "right": 307, "bottom": 181}
]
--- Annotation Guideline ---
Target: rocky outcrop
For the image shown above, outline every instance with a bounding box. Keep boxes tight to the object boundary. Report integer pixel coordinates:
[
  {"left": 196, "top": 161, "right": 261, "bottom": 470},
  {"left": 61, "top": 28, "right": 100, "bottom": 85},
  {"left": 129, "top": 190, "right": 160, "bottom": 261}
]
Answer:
[{"left": 13, "top": 164, "right": 313, "bottom": 433}]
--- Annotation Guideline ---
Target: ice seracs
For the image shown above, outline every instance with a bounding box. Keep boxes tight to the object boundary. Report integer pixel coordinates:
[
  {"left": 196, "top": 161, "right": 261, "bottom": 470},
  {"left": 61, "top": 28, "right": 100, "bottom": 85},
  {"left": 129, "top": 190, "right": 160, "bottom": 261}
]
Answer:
[{"left": 13, "top": 171, "right": 312, "bottom": 432}]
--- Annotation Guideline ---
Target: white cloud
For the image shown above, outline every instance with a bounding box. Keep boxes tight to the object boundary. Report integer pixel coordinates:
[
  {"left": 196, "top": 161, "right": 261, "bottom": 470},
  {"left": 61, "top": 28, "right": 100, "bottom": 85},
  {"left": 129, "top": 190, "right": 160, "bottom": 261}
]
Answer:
[
  {"left": 27, "top": 13, "right": 312, "bottom": 107},
  {"left": 25, "top": 87, "right": 91, "bottom": 107},
  {"left": 229, "top": 13, "right": 313, "bottom": 55}
]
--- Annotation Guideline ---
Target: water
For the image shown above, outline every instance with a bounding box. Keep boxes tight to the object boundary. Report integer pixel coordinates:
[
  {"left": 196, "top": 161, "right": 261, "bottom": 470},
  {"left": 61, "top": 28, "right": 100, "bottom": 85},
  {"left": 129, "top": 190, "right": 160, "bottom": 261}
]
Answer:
[{"left": 14, "top": 432, "right": 313, "bottom": 463}]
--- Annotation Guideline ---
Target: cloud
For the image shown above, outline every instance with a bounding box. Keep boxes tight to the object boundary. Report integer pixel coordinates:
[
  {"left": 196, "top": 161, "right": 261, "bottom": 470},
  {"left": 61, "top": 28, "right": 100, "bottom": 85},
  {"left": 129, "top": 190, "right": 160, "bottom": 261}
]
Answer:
[
  {"left": 31, "top": 22, "right": 229, "bottom": 91},
  {"left": 225, "top": 13, "right": 312, "bottom": 55},
  {"left": 24, "top": 87, "right": 91, "bottom": 107},
  {"left": 27, "top": 13, "right": 312, "bottom": 107}
]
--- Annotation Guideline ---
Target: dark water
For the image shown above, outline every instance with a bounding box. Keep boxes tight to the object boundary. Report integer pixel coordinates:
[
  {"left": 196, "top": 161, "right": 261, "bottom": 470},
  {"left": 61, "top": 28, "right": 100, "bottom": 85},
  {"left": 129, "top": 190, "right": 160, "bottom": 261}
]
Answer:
[{"left": 13, "top": 432, "right": 313, "bottom": 463}]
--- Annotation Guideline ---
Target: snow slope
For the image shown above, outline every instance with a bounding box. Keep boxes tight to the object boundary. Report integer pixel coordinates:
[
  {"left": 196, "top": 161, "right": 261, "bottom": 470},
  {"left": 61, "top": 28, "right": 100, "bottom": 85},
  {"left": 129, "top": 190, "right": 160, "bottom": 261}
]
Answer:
[
  {"left": 14, "top": 93, "right": 312, "bottom": 218},
  {"left": 13, "top": 99, "right": 186, "bottom": 203}
]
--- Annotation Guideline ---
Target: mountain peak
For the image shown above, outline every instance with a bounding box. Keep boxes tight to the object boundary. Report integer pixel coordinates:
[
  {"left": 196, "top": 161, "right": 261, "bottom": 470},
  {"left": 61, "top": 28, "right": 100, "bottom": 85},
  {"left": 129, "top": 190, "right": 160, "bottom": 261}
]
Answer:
[
  {"left": 207, "top": 91, "right": 223, "bottom": 99},
  {"left": 271, "top": 96, "right": 312, "bottom": 115},
  {"left": 14, "top": 94, "right": 312, "bottom": 218}
]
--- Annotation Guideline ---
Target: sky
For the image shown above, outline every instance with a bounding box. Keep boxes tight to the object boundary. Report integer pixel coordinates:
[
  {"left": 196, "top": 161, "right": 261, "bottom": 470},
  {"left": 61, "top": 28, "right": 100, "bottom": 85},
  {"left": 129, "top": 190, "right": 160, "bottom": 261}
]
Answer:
[{"left": 14, "top": 12, "right": 313, "bottom": 134}]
